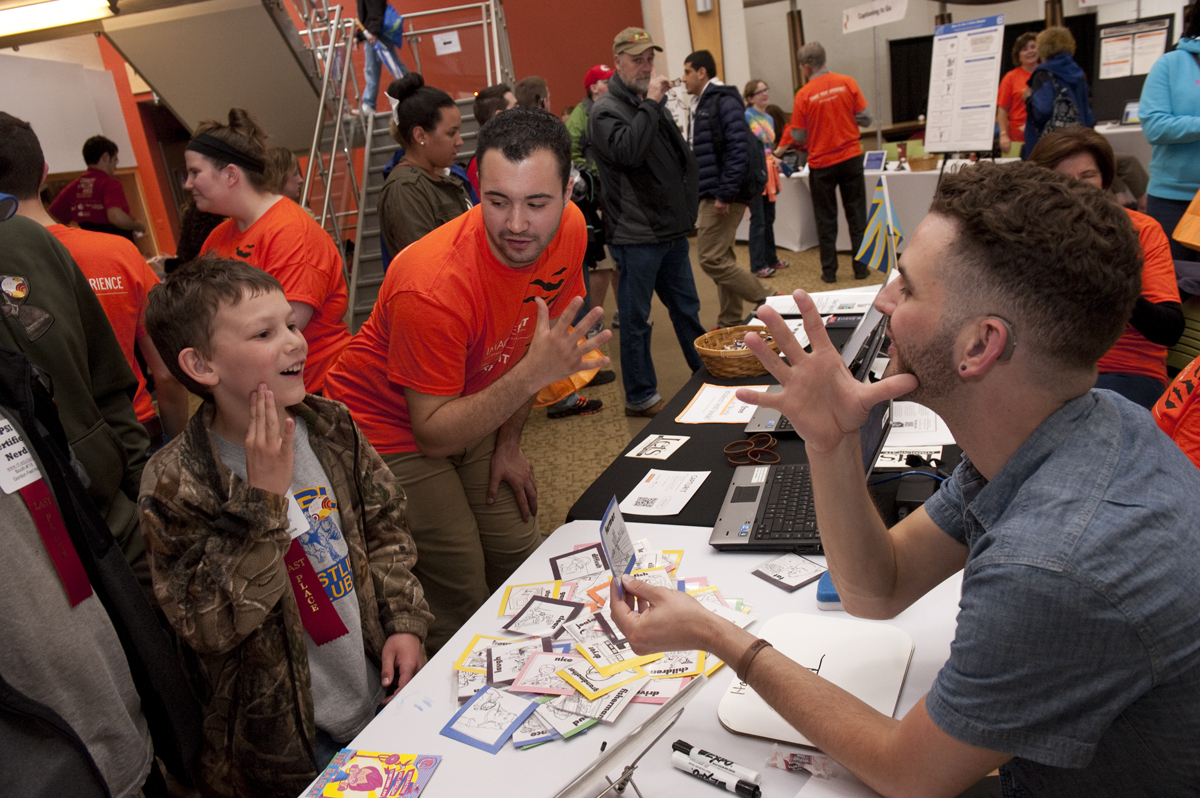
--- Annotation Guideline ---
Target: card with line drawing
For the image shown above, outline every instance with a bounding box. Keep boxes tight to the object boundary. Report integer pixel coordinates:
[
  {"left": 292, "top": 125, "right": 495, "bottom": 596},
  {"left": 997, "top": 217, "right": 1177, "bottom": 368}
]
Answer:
[
  {"left": 630, "top": 566, "right": 674, "bottom": 589},
  {"left": 498, "top": 581, "right": 562, "bottom": 617},
  {"left": 557, "top": 661, "right": 648, "bottom": 701},
  {"left": 456, "top": 669, "right": 487, "bottom": 703},
  {"left": 560, "top": 611, "right": 613, "bottom": 646},
  {"left": 577, "top": 638, "right": 662, "bottom": 678},
  {"left": 599, "top": 499, "right": 636, "bottom": 598},
  {"left": 509, "top": 652, "right": 583, "bottom": 696},
  {"left": 485, "top": 637, "right": 553, "bottom": 686},
  {"left": 752, "top": 552, "right": 826, "bottom": 592},
  {"left": 631, "top": 676, "right": 690, "bottom": 704},
  {"left": 549, "top": 676, "right": 649, "bottom": 724},
  {"left": 549, "top": 543, "right": 608, "bottom": 582},
  {"left": 511, "top": 696, "right": 559, "bottom": 748},
  {"left": 453, "top": 634, "right": 508, "bottom": 674},
  {"left": 643, "top": 649, "right": 704, "bottom": 679},
  {"left": 440, "top": 687, "right": 537, "bottom": 754},
  {"left": 536, "top": 702, "right": 597, "bottom": 738},
  {"left": 502, "top": 596, "right": 585, "bottom": 638}
]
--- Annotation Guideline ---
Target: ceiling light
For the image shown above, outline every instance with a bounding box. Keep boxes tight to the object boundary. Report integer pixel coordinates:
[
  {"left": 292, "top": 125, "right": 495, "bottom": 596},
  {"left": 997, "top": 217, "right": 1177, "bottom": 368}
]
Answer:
[{"left": 0, "top": 0, "right": 115, "bottom": 37}]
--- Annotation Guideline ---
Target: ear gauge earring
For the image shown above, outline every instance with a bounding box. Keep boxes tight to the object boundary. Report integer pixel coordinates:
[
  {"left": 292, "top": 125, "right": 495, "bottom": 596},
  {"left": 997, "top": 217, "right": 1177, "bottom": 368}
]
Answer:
[{"left": 960, "top": 364, "right": 967, "bottom": 371}]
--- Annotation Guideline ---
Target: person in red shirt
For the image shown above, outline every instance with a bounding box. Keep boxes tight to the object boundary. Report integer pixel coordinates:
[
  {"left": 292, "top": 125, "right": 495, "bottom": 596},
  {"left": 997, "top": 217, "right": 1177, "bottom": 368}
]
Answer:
[
  {"left": 48, "top": 136, "right": 146, "bottom": 241},
  {"left": 1030, "top": 127, "right": 1184, "bottom": 408},
  {"left": 776, "top": 42, "right": 872, "bottom": 283},
  {"left": 325, "top": 108, "right": 610, "bottom": 651},
  {"left": 13, "top": 129, "right": 188, "bottom": 448},
  {"left": 185, "top": 108, "right": 352, "bottom": 393},
  {"left": 996, "top": 33, "right": 1038, "bottom": 155}
]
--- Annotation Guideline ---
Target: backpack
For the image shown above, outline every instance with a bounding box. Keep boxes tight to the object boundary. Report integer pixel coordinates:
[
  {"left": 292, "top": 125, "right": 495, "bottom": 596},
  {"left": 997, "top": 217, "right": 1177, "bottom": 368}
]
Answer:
[
  {"left": 1044, "top": 75, "right": 1081, "bottom": 133},
  {"left": 710, "top": 94, "right": 769, "bottom": 204}
]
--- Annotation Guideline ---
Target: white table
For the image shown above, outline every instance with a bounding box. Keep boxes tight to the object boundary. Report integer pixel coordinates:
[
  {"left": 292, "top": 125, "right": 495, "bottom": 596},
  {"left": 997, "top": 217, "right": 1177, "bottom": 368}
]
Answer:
[
  {"left": 737, "top": 163, "right": 978, "bottom": 255},
  {"left": 334, "top": 520, "right": 962, "bottom": 797},
  {"left": 1096, "top": 123, "right": 1152, "bottom": 175}
]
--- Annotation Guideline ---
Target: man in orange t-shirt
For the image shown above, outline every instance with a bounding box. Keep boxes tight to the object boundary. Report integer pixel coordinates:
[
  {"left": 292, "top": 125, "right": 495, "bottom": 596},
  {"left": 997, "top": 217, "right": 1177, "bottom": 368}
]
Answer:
[
  {"left": 777, "top": 42, "right": 871, "bottom": 283},
  {"left": 17, "top": 159, "right": 188, "bottom": 448},
  {"left": 325, "top": 109, "right": 610, "bottom": 651},
  {"left": 201, "top": 197, "right": 351, "bottom": 393}
]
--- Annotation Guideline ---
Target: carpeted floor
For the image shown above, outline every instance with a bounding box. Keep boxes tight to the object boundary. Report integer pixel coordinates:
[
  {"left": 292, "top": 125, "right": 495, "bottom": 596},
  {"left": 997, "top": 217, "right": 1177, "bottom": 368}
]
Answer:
[{"left": 521, "top": 237, "right": 886, "bottom": 530}]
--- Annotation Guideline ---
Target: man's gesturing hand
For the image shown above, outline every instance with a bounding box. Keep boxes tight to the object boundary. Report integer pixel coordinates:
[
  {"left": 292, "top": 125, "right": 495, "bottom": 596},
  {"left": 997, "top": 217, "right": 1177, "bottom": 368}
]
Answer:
[
  {"left": 735, "top": 290, "right": 918, "bottom": 453},
  {"left": 245, "top": 385, "right": 295, "bottom": 496},
  {"left": 488, "top": 439, "right": 537, "bottom": 521},
  {"left": 522, "top": 297, "right": 611, "bottom": 388}
]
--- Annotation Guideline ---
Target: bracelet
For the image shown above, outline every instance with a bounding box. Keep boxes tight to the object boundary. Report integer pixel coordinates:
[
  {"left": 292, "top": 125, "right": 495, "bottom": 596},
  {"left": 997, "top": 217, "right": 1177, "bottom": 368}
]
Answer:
[{"left": 735, "top": 638, "right": 773, "bottom": 682}]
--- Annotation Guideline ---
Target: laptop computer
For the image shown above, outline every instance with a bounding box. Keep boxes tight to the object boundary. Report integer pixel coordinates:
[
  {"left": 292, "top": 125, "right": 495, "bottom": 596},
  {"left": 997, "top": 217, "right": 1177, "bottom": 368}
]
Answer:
[
  {"left": 745, "top": 305, "right": 889, "bottom": 434},
  {"left": 709, "top": 399, "right": 893, "bottom": 553}
]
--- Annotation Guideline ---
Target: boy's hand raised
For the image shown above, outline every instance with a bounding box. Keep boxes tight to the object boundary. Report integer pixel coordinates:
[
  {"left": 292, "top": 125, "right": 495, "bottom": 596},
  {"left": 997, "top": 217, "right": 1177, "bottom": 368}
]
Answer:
[
  {"left": 245, "top": 385, "right": 295, "bottom": 497},
  {"left": 736, "top": 290, "right": 917, "bottom": 454}
]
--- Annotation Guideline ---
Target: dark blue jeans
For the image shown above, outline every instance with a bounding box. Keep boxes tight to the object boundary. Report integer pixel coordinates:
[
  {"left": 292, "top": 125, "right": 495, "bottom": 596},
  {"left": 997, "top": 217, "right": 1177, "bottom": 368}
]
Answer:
[
  {"left": 748, "top": 194, "right": 777, "bottom": 271},
  {"left": 1096, "top": 372, "right": 1166, "bottom": 410},
  {"left": 1146, "top": 194, "right": 1200, "bottom": 263},
  {"left": 610, "top": 238, "right": 706, "bottom": 409}
]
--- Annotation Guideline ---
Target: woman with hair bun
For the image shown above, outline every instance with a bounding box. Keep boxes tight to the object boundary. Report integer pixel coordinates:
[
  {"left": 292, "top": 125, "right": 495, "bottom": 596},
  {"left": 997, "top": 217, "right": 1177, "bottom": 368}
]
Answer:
[
  {"left": 377, "top": 73, "right": 471, "bottom": 259},
  {"left": 186, "top": 107, "right": 351, "bottom": 393}
]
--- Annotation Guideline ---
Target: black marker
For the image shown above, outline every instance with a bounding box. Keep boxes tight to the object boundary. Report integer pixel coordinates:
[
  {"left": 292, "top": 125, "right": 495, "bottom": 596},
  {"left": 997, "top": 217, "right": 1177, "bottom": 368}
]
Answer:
[{"left": 671, "top": 752, "right": 761, "bottom": 797}]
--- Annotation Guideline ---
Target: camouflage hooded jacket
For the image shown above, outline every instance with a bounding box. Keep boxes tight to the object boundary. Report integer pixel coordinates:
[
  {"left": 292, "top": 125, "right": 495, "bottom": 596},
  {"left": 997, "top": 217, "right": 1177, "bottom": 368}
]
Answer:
[{"left": 139, "top": 395, "right": 432, "bottom": 798}]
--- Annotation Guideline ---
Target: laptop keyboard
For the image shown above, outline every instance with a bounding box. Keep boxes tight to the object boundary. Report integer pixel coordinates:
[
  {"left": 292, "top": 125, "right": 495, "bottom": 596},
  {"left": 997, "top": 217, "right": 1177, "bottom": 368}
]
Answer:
[
  {"left": 774, "top": 415, "right": 794, "bottom": 433},
  {"left": 753, "top": 464, "right": 819, "bottom": 542}
]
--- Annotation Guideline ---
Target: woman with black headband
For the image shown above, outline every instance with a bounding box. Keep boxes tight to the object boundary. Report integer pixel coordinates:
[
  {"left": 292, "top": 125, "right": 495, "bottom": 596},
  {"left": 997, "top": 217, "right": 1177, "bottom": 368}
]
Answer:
[{"left": 184, "top": 108, "right": 352, "bottom": 393}]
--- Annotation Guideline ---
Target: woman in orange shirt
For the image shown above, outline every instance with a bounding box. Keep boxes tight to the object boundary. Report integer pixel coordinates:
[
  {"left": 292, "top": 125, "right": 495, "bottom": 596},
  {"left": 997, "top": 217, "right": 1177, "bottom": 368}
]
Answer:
[
  {"left": 996, "top": 32, "right": 1038, "bottom": 155},
  {"left": 1030, "top": 127, "right": 1184, "bottom": 409},
  {"left": 184, "top": 108, "right": 351, "bottom": 393}
]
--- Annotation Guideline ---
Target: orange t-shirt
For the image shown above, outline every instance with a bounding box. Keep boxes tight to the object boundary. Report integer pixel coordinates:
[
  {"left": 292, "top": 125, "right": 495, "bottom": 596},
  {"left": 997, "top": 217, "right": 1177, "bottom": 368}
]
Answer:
[
  {"left": 1097, "top": 211, "right": 1181, "bottom": 384},
  {"left": 1154, "top": 354, "right": 1200, "bottom": 469},
  {"left": 47, "top": 224, "right": 159, "bottom": 423},
  {"left": 779, "top": 72, "right": 867, "bottom": 170},
  {"left": 325, "top": 203, "right": 587, "bottom": 454},
  {"left": 202, "top": 198, "right": 351, "bottom": 393},
  {"left": 996, "top": 67, "right": 1033, "bottom": 143}
]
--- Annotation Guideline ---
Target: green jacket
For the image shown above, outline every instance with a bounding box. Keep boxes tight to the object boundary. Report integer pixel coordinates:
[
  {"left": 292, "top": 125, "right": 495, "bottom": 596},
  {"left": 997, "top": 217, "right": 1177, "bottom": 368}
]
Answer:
[
  {"left": 139, "top": 395, "right": 432, "bottom": 798},
  {"left": 0, "top": 216, "right": 148, "bottom": 561},
  {"left": 567, "top": 98, "right": 597, "bottom": 173}
]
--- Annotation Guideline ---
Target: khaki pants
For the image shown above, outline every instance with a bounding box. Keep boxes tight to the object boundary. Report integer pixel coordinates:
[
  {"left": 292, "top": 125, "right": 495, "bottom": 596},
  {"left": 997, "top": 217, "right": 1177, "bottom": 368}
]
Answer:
[
  {"left": 697, "top": 199, "right": 768, "bottom": 328},
  {"left": 383, "top": 431, "right": 540, "bottom": 653}
]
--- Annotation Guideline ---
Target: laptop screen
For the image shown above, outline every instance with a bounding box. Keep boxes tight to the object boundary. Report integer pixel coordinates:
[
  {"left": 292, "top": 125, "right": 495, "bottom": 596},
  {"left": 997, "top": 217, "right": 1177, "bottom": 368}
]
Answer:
[
  {"left": 859, "top": 400, "right": 893, "bottom": 477},
  {"left": 841, "top": 305, "right": 888, "bottom": 381}
]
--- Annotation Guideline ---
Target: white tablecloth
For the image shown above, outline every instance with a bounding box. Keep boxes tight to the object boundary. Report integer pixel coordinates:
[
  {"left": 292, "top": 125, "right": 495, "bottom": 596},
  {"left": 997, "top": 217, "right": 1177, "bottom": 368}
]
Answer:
[{"left": 326, "top": 520, "right": 963, "bottom": 797}]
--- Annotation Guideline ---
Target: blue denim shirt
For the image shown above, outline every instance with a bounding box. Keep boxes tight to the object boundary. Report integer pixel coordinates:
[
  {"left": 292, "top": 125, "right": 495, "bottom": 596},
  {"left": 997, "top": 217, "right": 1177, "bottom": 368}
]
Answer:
[{"left": 923, "top": 390, "right": 1200, "bottom": 796}]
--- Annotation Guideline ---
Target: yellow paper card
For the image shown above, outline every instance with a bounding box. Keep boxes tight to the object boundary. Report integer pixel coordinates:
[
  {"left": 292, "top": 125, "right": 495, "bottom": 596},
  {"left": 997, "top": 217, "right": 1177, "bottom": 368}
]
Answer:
[
  {"left": 557, "top": 662, "right": 649, "bottom": 701},
  {"left": 576, "top": 641, "right": 664, "bottom": 678},
  {"left": 452, "top": 634, "right": 507, "bottom": 674},
  {"left": 498, "top": 580, "right": 563, "bottom": 617}
]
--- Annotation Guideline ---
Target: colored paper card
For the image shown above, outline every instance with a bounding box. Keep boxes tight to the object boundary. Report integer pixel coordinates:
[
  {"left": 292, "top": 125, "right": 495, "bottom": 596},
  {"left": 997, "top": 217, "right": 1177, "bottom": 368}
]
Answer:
[
  {"left": 586, "top": 579, "right": 611, "bottom": 607},
  {"left": 687, "top": 585, "right": 730, "bottom": 608},
  {"left": 567, "top": 570, "right": 612, "bottom": 595},
  {"left": 550, "top": 675, "right": 650, "bottom": 724},
  {"left": 573, "top": 541, "right": 602, "bottom": 551},
  {"left": 557, "top": 661, "right": 649, "bottom": 701},
  {"left": 502, "top": 596, "right": 585, "bottom": 638},
  {"left": 630, "top": 567, "right": 674, "bottom": 589},
  {"left": 561, "top": 612, "right": 613, "bottom": 646},
  {"left": 631, "top": 676, "right": 690, "bottom": 704},
  {"left": 577, "top": 639, "right": 663, "bottom": 678},
  {"left": 486, "top": 637, "right": 553, "bottom": 686},
  {"left": 557, "top": 583, "right": 576, "bottom": 602},
  {"left": 439, "top": 686, "right": 538, "bottom": 754},
  {"left": 704, "top": 656, "right": 726, "bottom": 677},
  {"left": 456, "top": 669, "right": 487, "bottom": 703},
  {"left": 752, "top": 553, "right": 826, "bottom": 592},
  {"left": 662, "top": 550, "right": 684, "bottom": 576},
  {"left": 593, "top": 611, "right": 627, "bottom": 647},
  {"left": 511, "top": 696, "right": 559, "bottom": 748},
  {"left": 599, "top": 498, "right": 636, "bottom": 598},
  {"left": 509, "top": 651, "right": 582, "bottom": 695},
  {"left": 453, "top": 634, "right": 508, "bottom": 674},
  {"left": 536, "top": 702, "right": 597, "bottom": 738},
  {"left": 305, "top": 750, "right": 441, "bottom": 797},
  {"left": 549, "top": 543, "right": 609, "bottom": 581},
  {"left": 644, "top": 650, "right": 704, "bottom": 679},
  {"left": 677, "top": 576, "right": 708, "bottom": 592},
  {"left": 498, "top": 581, "right": 562, "bottom": 617}
]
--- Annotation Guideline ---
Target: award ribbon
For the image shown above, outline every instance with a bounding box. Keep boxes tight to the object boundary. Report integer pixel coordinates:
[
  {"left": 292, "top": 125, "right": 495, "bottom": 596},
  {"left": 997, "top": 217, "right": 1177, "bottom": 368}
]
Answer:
[
  {"left": 20, "top": 479, "right": 94, "bottom": 607},
  {"left": 284, "top": 494, "right": 349, "bottom": 646}
]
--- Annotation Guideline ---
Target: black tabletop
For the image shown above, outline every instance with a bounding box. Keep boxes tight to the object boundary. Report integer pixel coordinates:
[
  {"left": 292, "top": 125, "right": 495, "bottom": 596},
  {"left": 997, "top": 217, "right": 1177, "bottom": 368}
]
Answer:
[{"left": 567, "top": 325, "right": 961, "bottom": 528}]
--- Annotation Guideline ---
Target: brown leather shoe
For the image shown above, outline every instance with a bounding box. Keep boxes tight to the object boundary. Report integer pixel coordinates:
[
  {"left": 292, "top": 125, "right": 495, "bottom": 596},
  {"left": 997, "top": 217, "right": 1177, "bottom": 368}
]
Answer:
[{"left": 625, "top": 399, "right": 667, "bottom": 418}]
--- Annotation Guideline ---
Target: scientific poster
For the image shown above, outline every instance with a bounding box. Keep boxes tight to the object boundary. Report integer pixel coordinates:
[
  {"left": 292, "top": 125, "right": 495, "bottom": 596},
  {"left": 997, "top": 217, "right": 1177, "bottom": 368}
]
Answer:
[{"left": 923, "top": 15, "right": 1005, "bottom": 154}]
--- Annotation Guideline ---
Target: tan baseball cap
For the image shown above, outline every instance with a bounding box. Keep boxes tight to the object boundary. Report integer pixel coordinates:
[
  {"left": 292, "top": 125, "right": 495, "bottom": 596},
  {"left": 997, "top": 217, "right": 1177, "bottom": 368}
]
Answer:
[{"left": 613, "top": 27, "right": 662, "bottom": 56}]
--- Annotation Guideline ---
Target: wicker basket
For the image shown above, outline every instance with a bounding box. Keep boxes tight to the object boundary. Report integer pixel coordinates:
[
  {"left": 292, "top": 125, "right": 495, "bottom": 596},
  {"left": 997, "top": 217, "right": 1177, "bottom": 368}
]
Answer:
[
  {"left": 694, "top": 326, "right": 781, "bottom": 378},
  {"left": 907, "top": 154, "right": 940, "bottom": 172}
]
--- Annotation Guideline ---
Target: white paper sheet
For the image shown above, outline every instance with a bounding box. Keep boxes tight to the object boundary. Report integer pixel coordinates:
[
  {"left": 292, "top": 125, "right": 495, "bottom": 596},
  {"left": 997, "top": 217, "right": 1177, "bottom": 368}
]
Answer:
[
  {"left": 747, "top": 317, "right": 811, "bottom": 349},
  {"left": 761, "top": 289, "right": 879, "bottom": 317},
  {"left": 885, "top": 402, "right": 956, "bottom": 446},
  {"left": 676, "top": 383, "right": 768, "bottom": 424},
  {"left": 619, "top": 470, "right": 710, "bottom": 516},
  {"left": 625, "top": 434, "right": 690, "bottom": 460}
]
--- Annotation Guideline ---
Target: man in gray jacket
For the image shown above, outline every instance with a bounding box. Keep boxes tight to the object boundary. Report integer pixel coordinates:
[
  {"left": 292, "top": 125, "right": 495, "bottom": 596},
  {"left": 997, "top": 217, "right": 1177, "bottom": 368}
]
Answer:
[{"left": 591, "top": 27, "right": 706, "bottom": 417}]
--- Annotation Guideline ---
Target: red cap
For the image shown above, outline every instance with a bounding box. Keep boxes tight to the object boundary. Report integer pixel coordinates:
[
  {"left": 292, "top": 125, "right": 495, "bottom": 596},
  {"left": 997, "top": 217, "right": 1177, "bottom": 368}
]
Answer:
[{"left": 584, "top": 64, "right": 615, "bottom": 93}]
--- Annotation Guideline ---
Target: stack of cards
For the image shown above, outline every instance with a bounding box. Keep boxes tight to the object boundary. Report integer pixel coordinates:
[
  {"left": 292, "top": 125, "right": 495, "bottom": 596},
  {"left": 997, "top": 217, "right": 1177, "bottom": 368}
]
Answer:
[{"left": 441, "top": 506, "right": 770, "bottom": 753}]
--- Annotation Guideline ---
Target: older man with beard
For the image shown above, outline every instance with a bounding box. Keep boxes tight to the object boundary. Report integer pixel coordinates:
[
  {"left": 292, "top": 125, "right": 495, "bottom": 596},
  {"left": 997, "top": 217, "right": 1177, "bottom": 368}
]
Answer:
[
  {"left": 590, "top": 26, "right": 707, "bottom": 418},
  {"left": 610, "top": 161, "right": 1200, "bottom": 797}
]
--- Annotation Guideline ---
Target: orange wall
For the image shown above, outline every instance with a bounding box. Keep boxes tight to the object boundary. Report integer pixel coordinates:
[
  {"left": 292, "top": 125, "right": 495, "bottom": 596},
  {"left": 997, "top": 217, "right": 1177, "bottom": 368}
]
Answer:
[
  {"left": 327, "top": 0, "right": 644, "bottom": 115},
  {"left": 97, "top": 36, "right": 177, "bottom": 253}
]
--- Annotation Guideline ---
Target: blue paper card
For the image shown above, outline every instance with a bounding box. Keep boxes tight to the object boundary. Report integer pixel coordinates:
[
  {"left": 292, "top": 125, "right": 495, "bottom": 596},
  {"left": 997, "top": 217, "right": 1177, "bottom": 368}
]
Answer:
[{"left": 439, "top": 686, "right": 538, "bottom": 754}]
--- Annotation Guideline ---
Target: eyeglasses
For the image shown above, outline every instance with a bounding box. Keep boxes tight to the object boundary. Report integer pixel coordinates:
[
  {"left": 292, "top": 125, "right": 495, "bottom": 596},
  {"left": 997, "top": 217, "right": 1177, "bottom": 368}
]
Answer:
[{"left": 750, "top": 87, "right": 769, "bottom": 97}]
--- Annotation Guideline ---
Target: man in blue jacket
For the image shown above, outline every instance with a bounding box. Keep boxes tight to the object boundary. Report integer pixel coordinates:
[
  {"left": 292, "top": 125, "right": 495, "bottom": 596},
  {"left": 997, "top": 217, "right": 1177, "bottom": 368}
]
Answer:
[{"left": 685, "top": 50, "right": 771, "bottom": 329}]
